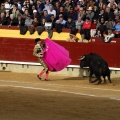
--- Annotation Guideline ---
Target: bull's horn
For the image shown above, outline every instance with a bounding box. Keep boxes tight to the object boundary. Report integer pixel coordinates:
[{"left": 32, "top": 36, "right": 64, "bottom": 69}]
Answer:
[{"left": 79, "top": 56, "right": 85, "bottom": 60}]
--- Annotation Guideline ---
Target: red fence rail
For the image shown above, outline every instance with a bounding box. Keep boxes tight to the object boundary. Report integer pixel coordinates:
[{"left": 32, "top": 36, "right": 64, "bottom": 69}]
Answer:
[{"left": 0, "top": 37, "right": 120, "bottom": 68}]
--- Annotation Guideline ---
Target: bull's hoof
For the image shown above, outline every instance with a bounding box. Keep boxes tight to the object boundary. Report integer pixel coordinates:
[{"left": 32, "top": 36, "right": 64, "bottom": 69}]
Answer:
[
  {"left": 89, "top": 78, "right": 92, "bottom": 83},
  {"left": 110, "top": 83, "right": 115, "bottom": 86},
  {"left": 97, "top": 80, "right": 102, "bottom": 84},
  {"left": 90, "top": 79, "right": 98, "bottom": 83}
]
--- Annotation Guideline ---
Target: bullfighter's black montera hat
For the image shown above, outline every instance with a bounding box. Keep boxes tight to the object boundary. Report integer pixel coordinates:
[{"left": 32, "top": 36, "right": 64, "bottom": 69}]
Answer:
[{"left": 35, "top": 38, "right": 41, "bottom": 43}]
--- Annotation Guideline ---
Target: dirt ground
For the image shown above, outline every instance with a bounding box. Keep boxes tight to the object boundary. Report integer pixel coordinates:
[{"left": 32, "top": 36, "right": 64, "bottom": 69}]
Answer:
[{"left": 0, "top": 71, "right": 120, "bottom": 120}]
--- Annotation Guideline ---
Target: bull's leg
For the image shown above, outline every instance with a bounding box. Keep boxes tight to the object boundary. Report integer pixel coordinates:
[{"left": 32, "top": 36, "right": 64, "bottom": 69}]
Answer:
[
  {"left": 107, "top": 75, "right": 112, "bottom": 83},
  {"left": 89, "top": 72, "right": 94, "bottom": 83},
  {"left": 103, "top": 75, "right": 107, "bottom": 83},
  {"left": 91, "top": 73, "right": 102, "bottom": 84},
  {"left": 97, "top": 78, "right": 102, "bottom": 84}
]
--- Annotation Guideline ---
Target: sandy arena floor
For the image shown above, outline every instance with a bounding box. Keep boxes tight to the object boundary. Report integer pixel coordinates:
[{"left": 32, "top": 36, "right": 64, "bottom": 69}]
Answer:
[{"left": 0, "top": 71, "right": 120, "bottom": 120}]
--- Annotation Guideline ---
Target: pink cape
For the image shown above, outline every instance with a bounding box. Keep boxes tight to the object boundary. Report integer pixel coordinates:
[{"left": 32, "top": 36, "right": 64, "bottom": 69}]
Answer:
[{"left": 42, "top": 38, "right": 72, "bottom": 71}]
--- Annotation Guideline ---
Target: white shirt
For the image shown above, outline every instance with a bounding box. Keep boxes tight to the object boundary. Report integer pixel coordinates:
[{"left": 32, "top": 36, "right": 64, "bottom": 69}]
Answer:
[{"left": 48, "top": 9, "right": 56, "bottom": 18}]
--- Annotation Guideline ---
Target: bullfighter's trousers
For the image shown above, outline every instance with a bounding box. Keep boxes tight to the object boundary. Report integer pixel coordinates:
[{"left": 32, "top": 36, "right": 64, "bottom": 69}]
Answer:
[{"left": 38, "top": 58, "right": 48, "bottom": 72}]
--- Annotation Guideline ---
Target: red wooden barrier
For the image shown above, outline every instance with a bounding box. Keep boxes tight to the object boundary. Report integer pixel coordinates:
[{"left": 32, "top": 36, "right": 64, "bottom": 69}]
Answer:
[{"left": 0, "top": 37, "right": 120, "bottom": 68}]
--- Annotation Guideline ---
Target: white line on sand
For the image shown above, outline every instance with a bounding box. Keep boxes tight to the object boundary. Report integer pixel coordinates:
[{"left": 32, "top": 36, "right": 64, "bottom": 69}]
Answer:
[
  {"left": 0, "top": 84, "right": 120, "bottom": 101},
  {"left": 0, "top": 80, "right": 120, "bottom": 92}
]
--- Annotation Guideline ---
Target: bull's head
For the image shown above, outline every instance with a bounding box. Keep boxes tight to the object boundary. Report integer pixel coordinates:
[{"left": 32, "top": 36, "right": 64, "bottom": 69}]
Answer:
[{"left": 79, "top": 54, "right": 90, "bottom": 68}]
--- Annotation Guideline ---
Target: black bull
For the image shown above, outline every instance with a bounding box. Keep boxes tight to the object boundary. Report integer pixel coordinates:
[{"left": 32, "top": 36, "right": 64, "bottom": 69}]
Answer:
[{"left": 79, "top": 53, "right": 112, "bottom": 84}]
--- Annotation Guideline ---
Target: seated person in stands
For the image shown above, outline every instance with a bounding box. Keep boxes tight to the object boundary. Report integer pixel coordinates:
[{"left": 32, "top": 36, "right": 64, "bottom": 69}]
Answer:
[
  {"left": 48, "top": 14, "right": 56, "bottom": 28},
  {"left": 67, "top": 7, "right": 77, "bottom": 21},
  {"left": 79, "top": 33, "right": 89, "bottom": 43},
  {"left": 75, "top": 16, "right": 84, "bottom": 30},
  {"left": 55, "top": 16, "right": 66, "bottom": 33},
  {"left": 94, "top": 29, "right": 102, "bottom": 37},
  {"left": 106, "top": 18, "right": 115, "bottom": 30},
  {"left": 8, "top": 14, "right": 19, "bottom": 27},
  {"left": 25, "top": 15, "right": 35, "bottom": 34},
  {"left": 66, "top": 33, "right": 79, "bottom": 42},
  {"left": 90, "top": 19, "right": 98, "bottom": 37},
  {"left": 114, "top": 20, "right": 120, "bottom": 38},
  {"left": 81, "top": 17, "right": 91, "bottom": 40},
  {"left": 55, "top": 15, "right": 66, "bottom": 27},
  {"left": 96, "top": 17, "right": 106, "bottom": 36},
  {"left": 41, "top": 10, "right": 51, "bottom": 22},
  {"left": 66, "top": 17, "right": 75, "bottom": 29},
  {"left": 48, "top": 4, "right": 56, "bottom": 18},
  {"left": 0, "top": 12, "right": 9, "bottom": 26},
  {"left": 103, "top": 29, "right": 115, "bottom": 43}
]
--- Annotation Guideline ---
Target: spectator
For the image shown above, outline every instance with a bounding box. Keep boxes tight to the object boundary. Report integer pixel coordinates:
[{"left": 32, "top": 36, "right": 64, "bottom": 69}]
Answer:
[
  {"left": 41, "top": 10, "right": 50, "bottom": 22},
  {"left": 55, "top": 16, "right": 66, "bottom": 33},
  {"left": 106, "top": 18, "right": 115, "bottom": 30},
  {"left": 105, "top": 7, "right": 115, "bottom": 21},
  {"left": 75, "top": 16, "right": 84, "bottom": 30},
  {"left": 114, "top": 13, "right": 120, "bottom": 23},
  {"left": 0, "top": 12, "right": 8, "bottom": 26},
  {"left": 98, "top": 0, "right": 106, "bottom": 10},
  {"left": 86, "top": 0, "right": 95, "bottom": 9},
  {"left": 36, "top": 17, "right": 45, "bottom": 35},
  {"left": 43, "top": 0, "right": 50, "bottom": 11},
  {"left": 8, "top": 14, "right": 19, "bottom": 27},
  {"left": 25, "top": 14, "right": 33, "bottom": 27},
  {"left": 67, "top": 7, "right": 77, "bottom": 20},
  {"left": 94, "top": 29, "right": 103, "bottom": 37},
  {"left": 85, "top": 6, "right": 95, "bottom": 21},
  {"left": 33, "top": 17, "right": 39, "bottom": 27},
  {"left": 96, "top": 17, "right": 107, "bottom": 35},
  {"left": 23, "top": 0, "right": 32, "bottom": 11},
  {"left": 35, "top": 0, "right": 44, "bottom": 15},
  {"left": 29, "top": 4, "right": 36, "bottom": 15},
  {"left": 93, "top": 3, "right": 100, "bottom": 19},
  {"left": 57, "top": 6, "right": 66, "bottom": 20},
  {"left": 31, "top": 9, "right": 39, "bottom": 21},
  {"left": 102, "top": 3, "right": 107, "bottom": 11},
  {"left": 9, "top": 4, "right": 18, "bottom": 18},
  {"left": 54, "top": 1, "right": 60, "bottom": 18},
  {"left": 58, "top": 0, "right": 65, "bottom": 6},
  {"left": 77, "top": 7, "right": 86, "bottom": 21},
  {"left": 114, "top": 20, "right": 120, "bottom": 38},
  {"left": 90, "top": 19, "right": 98, "bottom": 37},
  {"left": 103, "top": 29, "right": 115, "bottom": 43},
  {"left": 107, "top": 0, "right": 117, "bottom": 9},
  {"left": 48, "top": 14, "right": 55, "bottom": 28},
  {"left": 48, "top": 4, "right": 56, "bottom": 18},
  {"left": 64, "top": 0, "right": 71, "bottom": 12},
  {"left": 74, "top": 1, "right": 81, "bottom": 12},
  {"left": 22, "top": 9, "right": 30, "bottom": 19},
  {"left": 66, "top": 17, "right": 75, "bottom": 29},
  {"left": 79, "top": 33, "right": 89, "bottom": 42},
  {"left": 66, "top": 33, "right": 79, "bottom": 42},
  {"left": 25, "top": 15, "right": 35, "bottom": 34},
  {"left": 16, "top": 9, "right": 22, "bottom": 17},
  {"left": 81, "top": 17, "right": 91, "bottom": 40},
  {"left": 0, "top": 3, "right": 6, "bottom": 13},
  {"left": 21, "top": 5, "right": 27, "bottom": 13},
  {"left": 98, "top": 9, "right": 107, "bottom": 21},
  {"left": 4, "top": 0, "right": 11, "bottom": 11},
  {"left": 17, "top": 14, "right": 23, "bottom": 27}
]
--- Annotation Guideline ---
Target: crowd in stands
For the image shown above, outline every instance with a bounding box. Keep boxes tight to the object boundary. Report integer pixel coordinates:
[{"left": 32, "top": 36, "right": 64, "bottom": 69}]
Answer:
[{"left": 0, "top": 0, "right": 120, "bottom": 42}]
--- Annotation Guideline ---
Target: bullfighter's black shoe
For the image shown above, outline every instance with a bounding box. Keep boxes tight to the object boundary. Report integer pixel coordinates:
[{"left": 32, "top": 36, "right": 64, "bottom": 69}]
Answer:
[{"left": 37, "top": 75, "right": 42, "bottom": 80}]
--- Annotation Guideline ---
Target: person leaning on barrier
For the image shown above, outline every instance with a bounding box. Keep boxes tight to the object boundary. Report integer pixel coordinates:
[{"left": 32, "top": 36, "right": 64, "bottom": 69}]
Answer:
[
  {"left": 103, "top": 29, "right": 115, "bottom": 43},
  {"left": 66, "top": 33, "right": 79, "bottom": 42}
]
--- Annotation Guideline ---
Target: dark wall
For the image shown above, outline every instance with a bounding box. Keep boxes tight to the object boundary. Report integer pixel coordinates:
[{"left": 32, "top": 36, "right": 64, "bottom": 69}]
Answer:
[{"left": 0, "top": 37, "right": 120, "bottom": 68}]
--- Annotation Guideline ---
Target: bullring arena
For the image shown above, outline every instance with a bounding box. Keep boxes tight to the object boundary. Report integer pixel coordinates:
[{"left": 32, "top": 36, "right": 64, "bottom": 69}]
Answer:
[{"left": 0, "top": 27, "right": 120, "bottom": 120}]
